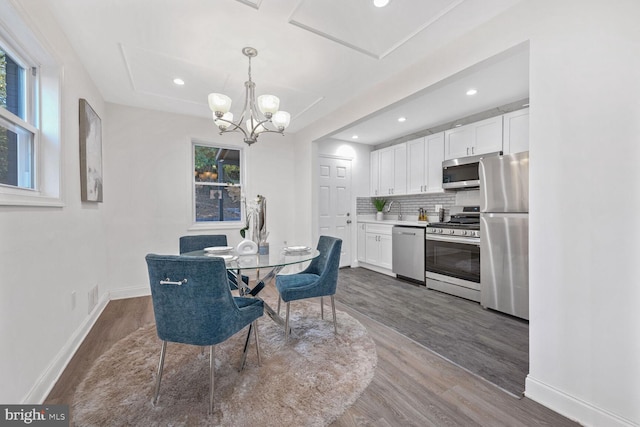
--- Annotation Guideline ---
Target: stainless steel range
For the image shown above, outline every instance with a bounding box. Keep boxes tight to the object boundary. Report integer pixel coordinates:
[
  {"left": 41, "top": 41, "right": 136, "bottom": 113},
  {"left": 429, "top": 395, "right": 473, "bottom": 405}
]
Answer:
[{"left": 425, "top": 206, "right": 481, "bottom": 302}]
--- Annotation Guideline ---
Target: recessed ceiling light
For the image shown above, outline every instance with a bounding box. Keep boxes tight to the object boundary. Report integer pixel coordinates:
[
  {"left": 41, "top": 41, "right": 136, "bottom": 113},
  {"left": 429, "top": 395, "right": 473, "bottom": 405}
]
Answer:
[
  {"left": 454, "top": 124, "right": 462, "bottom": 128},
  {"left": 522, "top": 103, "right": 530, "bottom": 107},
  {"left": 173, "top": 78, "right": 185, "bottom": 86},
  {"left": 373, "top": 0, "right": 390, "bottom": 7},
  {"left": 466, "top": 88, "right": 478, "bottom": 96},
  {"left": 398, "top": 117, "right": 406, "bottom": 122},
  {"left": 352, "top": 135, "right": 359, "bottom": 139}
]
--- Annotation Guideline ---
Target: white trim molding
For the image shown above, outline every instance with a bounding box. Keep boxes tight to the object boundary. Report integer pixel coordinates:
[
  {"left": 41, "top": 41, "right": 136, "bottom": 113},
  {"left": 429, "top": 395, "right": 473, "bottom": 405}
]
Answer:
[{"left": 525, "top": 376, "right": 637, "bottom": 427}]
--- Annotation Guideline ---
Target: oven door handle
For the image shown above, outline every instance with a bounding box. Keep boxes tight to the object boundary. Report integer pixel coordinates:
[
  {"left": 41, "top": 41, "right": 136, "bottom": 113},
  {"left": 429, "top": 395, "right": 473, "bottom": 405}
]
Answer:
[{"left": 425, "top": 234, "right": 480, "bottom": 246}]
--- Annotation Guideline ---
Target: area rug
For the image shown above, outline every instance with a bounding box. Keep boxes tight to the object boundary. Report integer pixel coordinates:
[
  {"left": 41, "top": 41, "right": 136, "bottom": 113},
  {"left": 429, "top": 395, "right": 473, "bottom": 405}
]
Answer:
[{"left": 72, "top": 299, "right": 377, "bottom": 426}]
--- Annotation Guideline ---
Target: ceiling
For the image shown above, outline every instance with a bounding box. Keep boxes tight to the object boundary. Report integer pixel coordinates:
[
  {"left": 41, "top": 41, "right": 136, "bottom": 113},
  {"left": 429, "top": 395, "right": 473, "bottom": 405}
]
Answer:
[{"left": 44, "top": 0, "right": 526, "bottom": 143}]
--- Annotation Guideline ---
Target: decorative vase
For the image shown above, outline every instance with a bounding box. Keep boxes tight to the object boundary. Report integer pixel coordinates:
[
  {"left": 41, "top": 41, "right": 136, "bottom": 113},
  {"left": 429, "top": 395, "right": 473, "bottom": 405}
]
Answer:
[{"left": 376, "top": 211, "right": 383, "bottom": 221}]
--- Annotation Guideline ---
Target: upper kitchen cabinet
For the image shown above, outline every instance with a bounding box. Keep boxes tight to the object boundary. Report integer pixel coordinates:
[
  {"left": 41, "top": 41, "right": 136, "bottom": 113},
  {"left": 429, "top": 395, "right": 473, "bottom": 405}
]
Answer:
[
  {"left": 503, "top": 108, "right": 529, "bottom": 154},
  {"left": 370, "top": 150, "right": 380, "bottom": 196},
  {"left": 444, "top": 116, "right": 503, "bottom": 160},
  {"left": 407, "top": 132, "right": 445, "bottom": 194},
  {"left": 378, "top": 143, "right": 407, "bottom": 196}
]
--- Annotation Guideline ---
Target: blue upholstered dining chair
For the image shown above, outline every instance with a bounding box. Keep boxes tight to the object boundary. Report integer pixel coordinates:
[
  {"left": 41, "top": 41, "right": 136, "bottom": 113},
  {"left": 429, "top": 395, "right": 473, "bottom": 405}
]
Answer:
[
  {"left": 179, "top": 234, "right": 249, "bottom": 290},
  {"left": 145, "top": 254, "right": 264, "bottom": 414},
  {"left": 275, "top": 236, "right": 342, "bottom": 341}
]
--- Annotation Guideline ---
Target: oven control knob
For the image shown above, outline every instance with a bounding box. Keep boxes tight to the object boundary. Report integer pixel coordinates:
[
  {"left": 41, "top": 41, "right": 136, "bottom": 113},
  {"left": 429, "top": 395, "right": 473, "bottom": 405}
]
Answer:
[
  {"left": 449, "top": 230, "right": 455, "bottom": 235},
  {"left": 439, "top": 229, "right": 444, "bottom": 234},
  {"left": 462, "top": 231, "right": 468, "bottom": 236}
]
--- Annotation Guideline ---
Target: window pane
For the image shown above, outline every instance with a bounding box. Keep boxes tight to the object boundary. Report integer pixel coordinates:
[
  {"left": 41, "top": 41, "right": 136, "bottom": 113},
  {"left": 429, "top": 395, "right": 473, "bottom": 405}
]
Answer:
[
  {"left": 0, "top": 48, "right": 26, "bottom": 120},
  {"left": 193, "top": 143, "right": 242, "bottom": 223},
  {"left": 195, "top": 184, "right": 241, "bottom": 222},
  {"left": 194, "top": 145, "right": 241, "bottom": 184},
  {"left": 0, "top": 117, "right": 34, "bottom": 189}
]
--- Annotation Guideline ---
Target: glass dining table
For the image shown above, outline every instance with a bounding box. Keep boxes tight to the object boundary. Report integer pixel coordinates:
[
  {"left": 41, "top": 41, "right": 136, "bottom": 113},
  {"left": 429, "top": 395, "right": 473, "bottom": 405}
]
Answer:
[{"left": 182, "top": 247, "right": 320, "bottom": 327}]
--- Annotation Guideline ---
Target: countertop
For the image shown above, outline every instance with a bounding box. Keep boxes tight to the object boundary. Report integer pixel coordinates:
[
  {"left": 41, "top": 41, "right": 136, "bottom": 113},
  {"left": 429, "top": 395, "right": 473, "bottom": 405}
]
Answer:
[{"left": 357, "top": 215, "right": 430, "bottom": 227}]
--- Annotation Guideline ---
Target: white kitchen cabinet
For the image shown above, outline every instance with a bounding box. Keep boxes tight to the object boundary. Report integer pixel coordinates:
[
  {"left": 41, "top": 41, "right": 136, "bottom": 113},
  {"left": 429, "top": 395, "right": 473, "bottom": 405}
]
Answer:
[
  {"left": 370, "top": 150, "right": 380, "bottom": 196},
  {"left": 357, "top": 222, "right": 366, "bottom": 262},
  {"left": 407, "top": 133, "right": 445, "bottom": 194},
  {"left": 444, "top": 116, "right": 503, "bottom": 160},
  {"left": 406, "top": 137, "right": 426, "bottom": 194},
  {"left": 364, "top": 223, "right": 393, "bottom": 270},
  {"left": 503, "top": 108, "right": 529, "bottom": 154},
  {"left": 377, "top": 143, "right": 406, "bottom": 196}
]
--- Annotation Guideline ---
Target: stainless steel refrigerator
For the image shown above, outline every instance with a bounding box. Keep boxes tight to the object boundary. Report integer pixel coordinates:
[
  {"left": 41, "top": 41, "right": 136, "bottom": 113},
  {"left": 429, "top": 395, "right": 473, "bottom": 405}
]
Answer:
[{"left": 479, "top": 151, "right": 529, "bottom": 320}]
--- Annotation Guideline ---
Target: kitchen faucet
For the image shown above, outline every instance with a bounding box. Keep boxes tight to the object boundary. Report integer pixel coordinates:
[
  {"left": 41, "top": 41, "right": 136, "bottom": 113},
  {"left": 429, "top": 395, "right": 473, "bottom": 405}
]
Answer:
[{"left": 385, "top": 201, "right": 402, "bottom": 219}]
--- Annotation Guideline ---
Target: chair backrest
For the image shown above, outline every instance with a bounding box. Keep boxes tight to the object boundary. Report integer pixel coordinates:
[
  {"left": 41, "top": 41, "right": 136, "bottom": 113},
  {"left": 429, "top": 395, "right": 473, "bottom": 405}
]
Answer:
[
  {"left": 146, "top": 254, "right": 241, "bottom": 346},
  {"left": 305, "top": 236, "right": 342, "bottom": 294},
  {"left": 179, "top": 234, "right": 228, "bottom": 254}
]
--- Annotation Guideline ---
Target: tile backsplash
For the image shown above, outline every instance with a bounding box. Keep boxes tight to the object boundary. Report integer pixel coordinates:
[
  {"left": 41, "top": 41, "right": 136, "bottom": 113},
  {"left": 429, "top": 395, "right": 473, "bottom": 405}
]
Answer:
[
  {"left": 357, "top": 193, "right": 456, "bottom": 217},
  {"left": 357, "top": 190, "right": 480, "bottom": 218}
]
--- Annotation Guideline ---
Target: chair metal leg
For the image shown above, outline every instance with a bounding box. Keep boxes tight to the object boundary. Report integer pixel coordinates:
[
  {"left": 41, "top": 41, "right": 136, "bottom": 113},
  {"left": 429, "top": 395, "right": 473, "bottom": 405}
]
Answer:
[
  {"left": 153, "top": 341, "right": 167, "bottom": 406},
  {"left": 209, "top": 345, "right": 215, "bottom": 415},
  {"left": 239, "top": 323, "right": 253, "bottom": 371},
  {"left": 253, "top": 319, "right": 261, "bottom": 366},
  {"left": 285, "top": 302, "right": 291, "bottom": 342},
  {"left": 331, "top": 295, "right": 337, "bottom": 335},
  {"left": 277, "top": 297, "right": 281, "bottom": 315},
  {"left": 320, "top": 296, "right": 324, "bottom": 320}
]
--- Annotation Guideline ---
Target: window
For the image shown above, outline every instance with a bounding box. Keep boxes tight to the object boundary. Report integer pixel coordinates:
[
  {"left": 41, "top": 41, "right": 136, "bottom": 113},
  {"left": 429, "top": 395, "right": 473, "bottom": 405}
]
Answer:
[
  {"left": 193, "top": 142, "right": 243, "bottom": 224},
  {"left": 0, "top": 1, "right": 62, "bottom": 207},
  {"left": 0, "top": 45, "right": 36, "bottom": 190}
]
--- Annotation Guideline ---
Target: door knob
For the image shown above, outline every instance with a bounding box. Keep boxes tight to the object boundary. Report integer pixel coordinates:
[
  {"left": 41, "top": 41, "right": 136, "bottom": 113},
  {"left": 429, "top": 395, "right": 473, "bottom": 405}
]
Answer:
[{"left": 346, "top": 220, "right": 352, "bottom": 224}]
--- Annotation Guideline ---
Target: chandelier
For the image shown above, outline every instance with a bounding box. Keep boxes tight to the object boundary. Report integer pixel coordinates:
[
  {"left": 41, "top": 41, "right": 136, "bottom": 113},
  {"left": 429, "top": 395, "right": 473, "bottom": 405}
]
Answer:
[{"left": 208, "top": 47, "right": 291, "bottom": 146}]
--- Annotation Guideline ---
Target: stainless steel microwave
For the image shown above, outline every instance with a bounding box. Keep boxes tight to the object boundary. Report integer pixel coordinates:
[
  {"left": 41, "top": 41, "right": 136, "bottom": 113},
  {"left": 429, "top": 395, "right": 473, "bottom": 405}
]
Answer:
[{"left": 442, "top": 151, "right": 501, "bottom": 190}]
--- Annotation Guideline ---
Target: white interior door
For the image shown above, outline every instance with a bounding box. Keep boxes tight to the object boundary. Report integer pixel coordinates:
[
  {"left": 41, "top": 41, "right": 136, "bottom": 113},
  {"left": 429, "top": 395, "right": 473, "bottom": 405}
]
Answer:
[{"left": 318, "top": 155, "right": 352, "bottom": 267}]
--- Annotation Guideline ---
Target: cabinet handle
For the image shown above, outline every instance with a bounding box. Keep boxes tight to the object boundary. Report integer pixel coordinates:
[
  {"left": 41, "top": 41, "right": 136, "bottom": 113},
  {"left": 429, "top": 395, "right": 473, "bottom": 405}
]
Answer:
[
  {"left": 471, "top": 147, "right": 475, "bottom": 154},
  {"left": 466, "top": 147, "right": 469, "bottom": 155}
]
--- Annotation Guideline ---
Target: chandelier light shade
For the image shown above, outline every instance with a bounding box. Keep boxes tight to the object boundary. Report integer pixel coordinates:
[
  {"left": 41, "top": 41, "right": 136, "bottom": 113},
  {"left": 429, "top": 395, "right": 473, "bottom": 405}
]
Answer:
[{"left": 208, "top": 47, "right": 290, "bottom": 145}]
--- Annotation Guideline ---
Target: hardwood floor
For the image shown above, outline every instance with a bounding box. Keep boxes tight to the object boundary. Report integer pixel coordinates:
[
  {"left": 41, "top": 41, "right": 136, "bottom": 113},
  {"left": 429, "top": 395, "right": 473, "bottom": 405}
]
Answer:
[
  {"left": 335, "top": 267, "right": 529, "bottom": 396},
  {"left": 45, "top": 271, "right": 577, "bottom": 426}
]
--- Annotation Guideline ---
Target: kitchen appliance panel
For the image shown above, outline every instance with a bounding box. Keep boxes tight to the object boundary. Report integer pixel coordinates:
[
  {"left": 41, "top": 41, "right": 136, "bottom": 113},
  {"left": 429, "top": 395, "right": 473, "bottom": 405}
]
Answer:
[
  {"left": 442, "top": 151, "right": 500, "bottom": 190},
  {"left": 479, "top": 151, "right": 529, "bottom": 213},
  {"left": 480, "top": 213, "right": 529, "bottom": 319},
  {"left": 392, "top": 226, "right": 425, "bottom": 284},
  {"left": 425, "top": 238, "right": 480, "bottom": 284}
]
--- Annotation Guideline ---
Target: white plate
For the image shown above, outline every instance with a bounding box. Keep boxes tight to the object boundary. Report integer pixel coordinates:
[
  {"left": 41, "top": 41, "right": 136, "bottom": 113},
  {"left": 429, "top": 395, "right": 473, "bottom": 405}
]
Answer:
[
  {"left": 206, "top": 253, "right": 237, "bottom": 261},
  {"left": 284, "top": 246, "right": 311, "bottom": 254},
  {"left": 204, "top": 246, "right": 233, "bottom": 253}
]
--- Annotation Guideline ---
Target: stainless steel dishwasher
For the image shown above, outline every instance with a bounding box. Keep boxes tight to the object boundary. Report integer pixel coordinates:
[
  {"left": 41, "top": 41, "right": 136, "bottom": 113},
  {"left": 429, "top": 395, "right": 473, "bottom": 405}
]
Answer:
[{"left": 392, "top": 226, "right": 425, "bottom": 284}]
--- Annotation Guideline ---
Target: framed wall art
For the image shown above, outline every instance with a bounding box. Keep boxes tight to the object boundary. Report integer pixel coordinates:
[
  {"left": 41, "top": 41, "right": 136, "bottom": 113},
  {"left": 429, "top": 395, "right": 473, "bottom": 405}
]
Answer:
[{"left": 79, "top": 98, "right": 103, "bottom": 202}]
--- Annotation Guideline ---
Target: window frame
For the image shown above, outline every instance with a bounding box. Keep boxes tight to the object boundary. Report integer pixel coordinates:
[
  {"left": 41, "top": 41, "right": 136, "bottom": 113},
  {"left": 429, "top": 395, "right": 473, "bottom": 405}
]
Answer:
[
  {"left": 0, "top": 37, "right": 39, "bottom": 192},
  {"left": 189, "top": 139, "right": 245, "bottom": 230},
  {"left": 0, "top": 1, "right": 62, "bottom": 207}
]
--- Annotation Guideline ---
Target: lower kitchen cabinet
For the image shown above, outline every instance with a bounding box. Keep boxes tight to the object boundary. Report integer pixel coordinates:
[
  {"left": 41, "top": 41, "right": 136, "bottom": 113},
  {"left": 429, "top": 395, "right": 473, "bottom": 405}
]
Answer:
[
  {"left": 363, "top": 223, "right": 393, "bottom": 271},
  {"left": 357, "top": 222, "right": 366, "bottom": 262}
]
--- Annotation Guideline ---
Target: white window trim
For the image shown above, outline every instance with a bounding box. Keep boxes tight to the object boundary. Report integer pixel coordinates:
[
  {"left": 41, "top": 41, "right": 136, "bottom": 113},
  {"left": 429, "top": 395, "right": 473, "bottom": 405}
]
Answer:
[
  {"left": 188, "top": 139, "right": 246, "bottom": 231},
  {"left": 0, "top": 1, "right": 63, "bottom": 207}
]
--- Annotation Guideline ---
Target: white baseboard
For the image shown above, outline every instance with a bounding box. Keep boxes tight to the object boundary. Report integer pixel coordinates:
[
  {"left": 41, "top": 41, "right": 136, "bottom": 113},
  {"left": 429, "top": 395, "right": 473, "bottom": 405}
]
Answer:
[
  {"left": 109, "top": 286, "right": 150, "bottom": 300},
  {"left": 23, "top": 294, "right": 109, "bottom": 404},
  {"left": 24, "top": 286, "right": 150, "bottom": 404},
  {"left": 525, "top": 375, "right": 637, "bottom": 427}
]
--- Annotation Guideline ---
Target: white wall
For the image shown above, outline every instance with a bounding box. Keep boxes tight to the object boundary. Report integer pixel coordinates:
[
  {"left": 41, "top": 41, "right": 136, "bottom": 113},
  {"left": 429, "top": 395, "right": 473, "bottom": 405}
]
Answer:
[
  {"left": 0, "top": 0, "right": 108, "bottom": 403},
  {"left": 293, "top": 0, "right": 640, "bottom": 425},
  {"left": 103, "top": 103, "right": 297, "bottom": 296}
]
